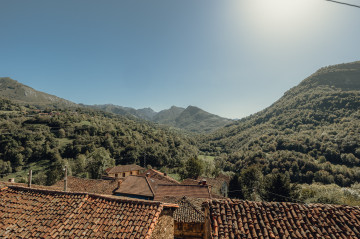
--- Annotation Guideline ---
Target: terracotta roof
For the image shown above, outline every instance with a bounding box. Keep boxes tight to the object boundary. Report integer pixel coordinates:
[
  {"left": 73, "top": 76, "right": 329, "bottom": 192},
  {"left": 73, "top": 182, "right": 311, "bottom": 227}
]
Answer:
[
  {"left": 205, "top": 198, "right": 360, "bottom": 239},
  {"left": 0, "top": 186, "right": 175, "bottom": 238},
  {"left": 114, "top": 175, "right": 156, "bottom": 198},
  {"left": 52, "top": 176, "right": 120, "bottom": 195},
  {"left": 107, "top": 164, "right": 145, "bottom": 174},
  {"left": 162, "top": 196, "right": 205, "bottom": 223},
  {"left": 140, "top": 169, "right": 180, "bottom": 185},
  {"left": 181, "top": 178, "right": 200, "bottom": 185},
  {"left": 154, "top": 184, "right": 211, "bottom": 201}
]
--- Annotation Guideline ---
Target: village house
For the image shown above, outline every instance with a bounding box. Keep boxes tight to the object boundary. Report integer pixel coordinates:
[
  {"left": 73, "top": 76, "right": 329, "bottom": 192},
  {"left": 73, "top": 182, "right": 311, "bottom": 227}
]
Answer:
[
  {"left": 0, "top": 185, "right": 177, "bottom": 238},
  {"left": 162, "top": 196, "right": 207, "bottom": 239},
  {"left": 181, "top": 174, "right": 230, "bottom": 198},
  {"left": 105, "top": 164, "right": 145, "bottom": 179},
  {"left": 202, "top": 198, "right": 360, "bottom": 239}
]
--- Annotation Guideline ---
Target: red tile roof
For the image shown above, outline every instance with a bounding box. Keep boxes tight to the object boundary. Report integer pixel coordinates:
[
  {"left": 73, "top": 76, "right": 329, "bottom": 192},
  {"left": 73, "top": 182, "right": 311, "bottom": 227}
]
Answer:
[
  {"left": 205, "top": 198, "right": 360, "bottom": 239},
  {"left": 52, "top": 176, "right": 120, "bottom": 195},
  {"left": 154, "top": 184, "right": 211, "bottom": 201},
  {"left": 107, "top": 164, "right": 145, "bottom": 174},
  {"left": 0, "top": 186, "right": 176, "bottom": 238},
  {"left": 114, "top": 175, "right": 156, "bottom": 198},
  {"left": 140, "top": 169, "right": 180, "bottom": 185}
]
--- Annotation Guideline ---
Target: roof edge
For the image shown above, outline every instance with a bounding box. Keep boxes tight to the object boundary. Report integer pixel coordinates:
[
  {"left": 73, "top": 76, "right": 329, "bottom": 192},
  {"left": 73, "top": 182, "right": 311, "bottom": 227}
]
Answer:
[{"left": 8, "top": 185, "right": 162, "bottom": 206}]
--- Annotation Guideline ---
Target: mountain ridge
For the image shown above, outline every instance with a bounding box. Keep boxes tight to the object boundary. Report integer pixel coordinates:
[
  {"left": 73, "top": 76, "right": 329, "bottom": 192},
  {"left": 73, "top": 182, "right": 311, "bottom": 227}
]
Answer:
[
  {"left": 0, "top": 77, "right": 231, "bottom": 133},
  {"left": 200, "top": 60, "right": 360, "bottom": 187}
]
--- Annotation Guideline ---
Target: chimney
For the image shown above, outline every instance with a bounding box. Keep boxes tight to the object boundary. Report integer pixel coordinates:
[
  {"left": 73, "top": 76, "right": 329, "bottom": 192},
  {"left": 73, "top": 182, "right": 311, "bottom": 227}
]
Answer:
[
  {"left": 117, "top": 180, "right": 122, "bottom": 188},
  {"left": 201, "top": 179, "right": 207, "bottom": 186},
  {"left": 8, "top": 178, "right": 15, "bottom": 183},
  {"left": 146, "top": 172, "right": 150, "bottom": 178}
]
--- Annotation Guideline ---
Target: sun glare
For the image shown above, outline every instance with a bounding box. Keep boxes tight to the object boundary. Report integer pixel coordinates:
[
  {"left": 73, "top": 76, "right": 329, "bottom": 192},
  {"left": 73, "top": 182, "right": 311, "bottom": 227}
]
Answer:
[{"left": 234, "top": 0, "right": 328, "bottom": 47}]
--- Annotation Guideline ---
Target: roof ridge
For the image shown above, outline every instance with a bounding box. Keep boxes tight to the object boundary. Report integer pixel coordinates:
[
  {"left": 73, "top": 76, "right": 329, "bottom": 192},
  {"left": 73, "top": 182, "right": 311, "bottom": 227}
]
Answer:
[
  {"left": 145, "top": 177, "right": 156, "bottom": 197},
  {"left": 180, "top": 197, "right": 204, "bottom": 217},
  {"left": 8, "top": 185, "right": 164, "bottom": 205}
]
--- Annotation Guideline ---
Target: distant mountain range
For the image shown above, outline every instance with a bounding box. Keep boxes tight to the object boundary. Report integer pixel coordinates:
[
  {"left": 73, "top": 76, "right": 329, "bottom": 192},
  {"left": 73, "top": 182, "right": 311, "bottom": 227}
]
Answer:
[
  {"left": 89, "top": 104, "right": 233, "bottom": 133},
  {"left": 0, "top": 77, "right": 231, "bottom": 133}
]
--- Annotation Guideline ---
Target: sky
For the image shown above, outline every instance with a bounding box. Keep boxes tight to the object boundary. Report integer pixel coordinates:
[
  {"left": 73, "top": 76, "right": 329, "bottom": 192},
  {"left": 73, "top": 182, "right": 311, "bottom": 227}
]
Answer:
[{"left": 0, "top": 0, "right": 359, "bottom": 119}]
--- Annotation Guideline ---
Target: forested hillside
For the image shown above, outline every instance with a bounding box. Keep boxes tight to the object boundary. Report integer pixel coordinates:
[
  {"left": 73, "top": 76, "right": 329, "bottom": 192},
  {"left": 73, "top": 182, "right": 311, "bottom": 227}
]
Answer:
[
  {"left": 200, "top": 61, "right": 360, "bottom": 187},
  {"left": 0, "top": 77, "right": 77, "bottom": 108},
  {"left": 0, "top": 98, "right": 197, "bottom": 184}
]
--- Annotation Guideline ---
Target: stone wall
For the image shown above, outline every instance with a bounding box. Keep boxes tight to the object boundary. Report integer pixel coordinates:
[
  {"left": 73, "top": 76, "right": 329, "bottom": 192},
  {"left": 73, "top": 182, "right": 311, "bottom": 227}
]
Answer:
[{"left": 151, "top": 208, "right": 175, "bottom": 239}]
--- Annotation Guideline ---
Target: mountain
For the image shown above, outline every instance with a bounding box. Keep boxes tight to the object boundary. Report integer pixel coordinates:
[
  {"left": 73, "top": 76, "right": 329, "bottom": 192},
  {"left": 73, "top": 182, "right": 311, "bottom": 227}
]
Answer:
[
  {"left": 92, "top": 104, "right": 232, "bottom": 133},
  {"left": 200, "top": 61, "right": 360, "bottom": 187},
  {"left": 0, "top": 77, "right": 77, "bottom": 108},
  {"left": 152, "top": 106, "right": 185, "bottom": 125}
]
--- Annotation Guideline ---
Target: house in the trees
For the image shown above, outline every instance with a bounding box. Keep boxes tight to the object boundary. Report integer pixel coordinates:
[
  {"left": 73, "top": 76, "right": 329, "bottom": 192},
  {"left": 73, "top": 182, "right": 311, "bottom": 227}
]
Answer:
[
  {"left": 203, "top": 198, "right": 360, "bottom": 239},
  {"left": 105, "top": 164, "right": 145, "bottom": 179},
  {"left": 0, "top": 185, "right": 177, "bottom": 238}
]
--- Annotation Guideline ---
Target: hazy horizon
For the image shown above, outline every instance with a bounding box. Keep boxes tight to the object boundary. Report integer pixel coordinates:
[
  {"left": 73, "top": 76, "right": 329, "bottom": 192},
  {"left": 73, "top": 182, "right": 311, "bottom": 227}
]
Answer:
[{"left": 1, "top": 0, "right": 359, "bottom": 118}]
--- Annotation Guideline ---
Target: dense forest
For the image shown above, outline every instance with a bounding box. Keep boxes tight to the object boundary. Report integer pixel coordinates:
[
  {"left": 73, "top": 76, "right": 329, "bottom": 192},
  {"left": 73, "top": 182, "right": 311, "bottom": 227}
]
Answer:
[
  {"left": 0, "top": 98, "right": 197, "bottom": 185},
  {"left": 199, "top": 61, "right": 360, "bottom": 187}
]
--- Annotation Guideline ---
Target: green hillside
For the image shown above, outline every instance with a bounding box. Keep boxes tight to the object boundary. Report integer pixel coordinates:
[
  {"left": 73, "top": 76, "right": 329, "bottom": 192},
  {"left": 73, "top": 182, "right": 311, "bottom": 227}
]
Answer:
[
  {"left": 200, "top": 61, "right": 360, "bottom": 187},
  {"left": 0, "top": 98, "right": 197, "bottom": 184}
]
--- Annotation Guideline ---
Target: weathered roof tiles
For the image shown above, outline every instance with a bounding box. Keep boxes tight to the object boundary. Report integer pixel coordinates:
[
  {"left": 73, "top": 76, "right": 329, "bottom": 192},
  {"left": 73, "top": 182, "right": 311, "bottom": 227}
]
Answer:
[
  {"left": 0, "top": 186, "right": 175, "bottom": 238},
  {"left": 204, "top": 198, "right": 360, "bottom": 239}
]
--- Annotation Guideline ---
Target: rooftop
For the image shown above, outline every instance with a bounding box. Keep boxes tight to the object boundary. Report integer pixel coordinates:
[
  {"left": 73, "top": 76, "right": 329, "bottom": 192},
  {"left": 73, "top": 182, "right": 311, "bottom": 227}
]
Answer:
[
  {"left": 0, "top": 186, "right": 176, "bottom": 238},
  {"left": 205, "top": 198, "right": 360, "bottom": 239},
  {"left": 114, "top": 175, "right": 156, "bottom": 198},
  {"left": 107, "top": 164, "right": 145, "bottom": 174},
  {"left": 154, "top": 184, "right": 211, "bottom": 201},
  {"left": 162, "top": 196, "right": 206, "bottom": 223},
  {"left": 140, "top": 169, "right": 180, "bottom": 185},
  {"left": 52, "top": 176, "right": 120, "bottom": 195}
]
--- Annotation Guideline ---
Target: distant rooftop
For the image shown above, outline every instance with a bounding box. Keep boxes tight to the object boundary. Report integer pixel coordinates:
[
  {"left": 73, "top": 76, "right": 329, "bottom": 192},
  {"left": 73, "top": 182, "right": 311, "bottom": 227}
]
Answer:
[
  {"left": 154, "top": 184, "right": 211, "bottom": 201},
  {"left": 107, "top": 164, "right": 145, "bottom": 174}
]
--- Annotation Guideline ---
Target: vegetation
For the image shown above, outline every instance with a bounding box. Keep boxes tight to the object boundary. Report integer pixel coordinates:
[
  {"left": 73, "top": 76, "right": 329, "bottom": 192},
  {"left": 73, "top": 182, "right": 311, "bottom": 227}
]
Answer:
[
  {"left": 2, "top": 61, "right": 360, "bottom": 206},
  {"left": 200, "top": 61, "right": 360, "bottom": 189},
  {"left": 0, "top": 98, "right": 197, "bottom": 184},
  {"left": 92, "top": 104, "right": 233, "bottom": 134}
]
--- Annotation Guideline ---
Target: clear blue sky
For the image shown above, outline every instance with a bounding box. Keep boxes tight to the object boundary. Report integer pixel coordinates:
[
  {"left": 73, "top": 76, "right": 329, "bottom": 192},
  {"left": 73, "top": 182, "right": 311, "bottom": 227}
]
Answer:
[{"left": 1, "top": 0, "right": 359, "bottom": 118}]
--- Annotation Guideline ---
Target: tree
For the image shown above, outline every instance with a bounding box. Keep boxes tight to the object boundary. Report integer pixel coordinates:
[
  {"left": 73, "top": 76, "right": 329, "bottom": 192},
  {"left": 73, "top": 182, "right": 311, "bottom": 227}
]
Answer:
[
  {"left": 181, "top": 156, "right": 203, "bottom": 179},
  {"left": 87, "top": 147, "right": 115, "bottom": 179},
  {"left": 261, "top": 173, "right": 300, "bottom": 202},
  {"left": 228, "top": 174, "right": 244, "bottom": 199},
  {"left": 239, "top": 165, "right": 263, "bottom": 200}
]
